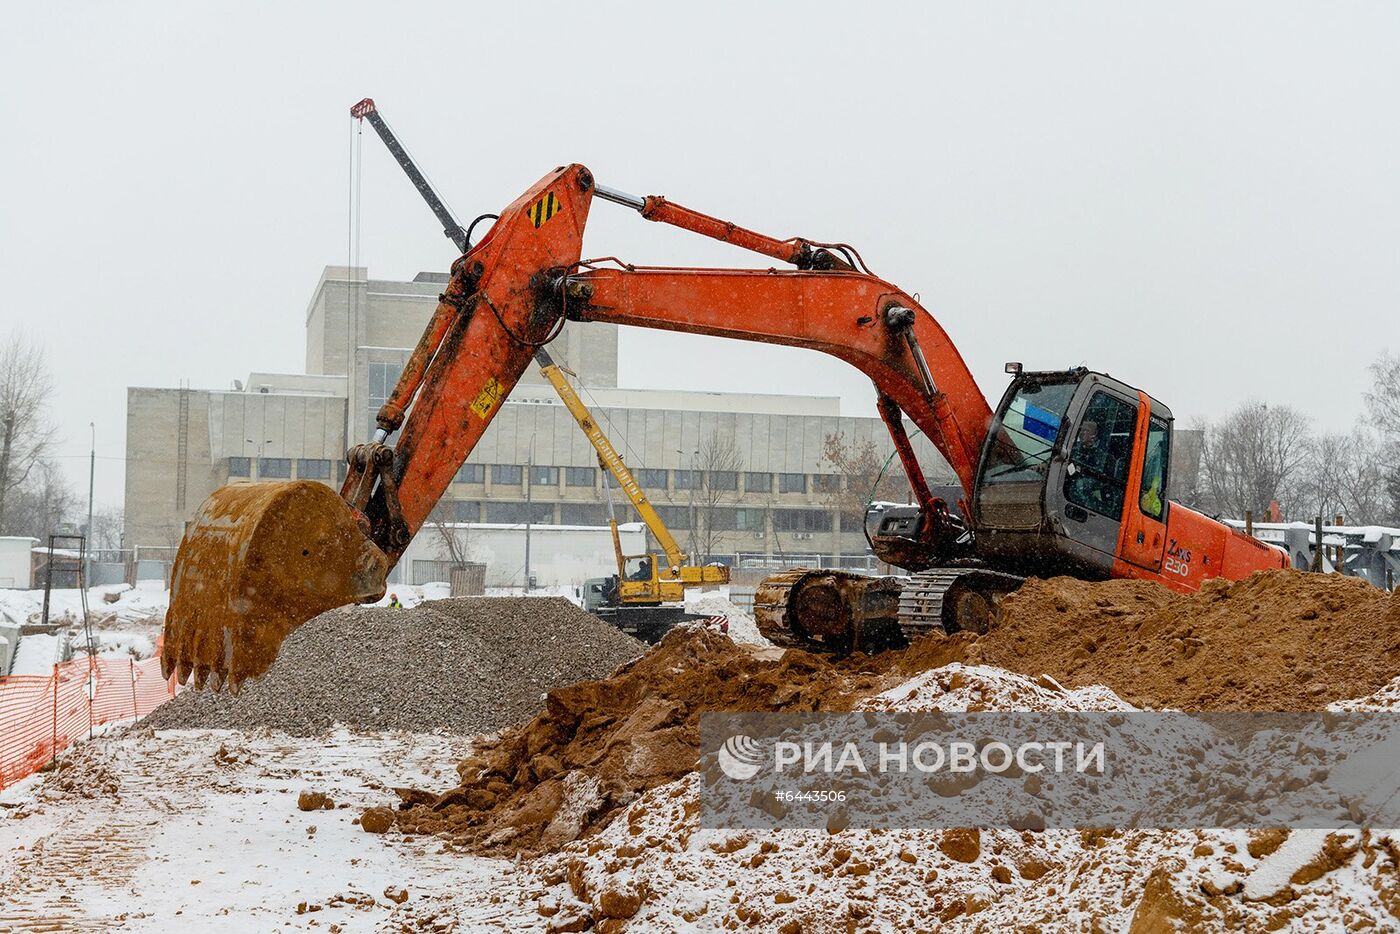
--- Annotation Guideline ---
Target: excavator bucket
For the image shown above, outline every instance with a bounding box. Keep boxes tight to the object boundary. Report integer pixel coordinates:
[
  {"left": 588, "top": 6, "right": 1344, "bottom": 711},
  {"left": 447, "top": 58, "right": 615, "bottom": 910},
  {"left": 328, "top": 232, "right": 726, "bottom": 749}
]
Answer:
[{"left": 162, "top": 481, "right": 389, "bottom": 693}]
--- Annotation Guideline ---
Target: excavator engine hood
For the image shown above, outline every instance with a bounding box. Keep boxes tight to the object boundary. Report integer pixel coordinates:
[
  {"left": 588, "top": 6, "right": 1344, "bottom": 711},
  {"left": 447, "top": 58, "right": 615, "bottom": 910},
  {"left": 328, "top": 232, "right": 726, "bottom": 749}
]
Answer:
[{"left": 162, "top": 481, "right": 389, "bottom": 693}]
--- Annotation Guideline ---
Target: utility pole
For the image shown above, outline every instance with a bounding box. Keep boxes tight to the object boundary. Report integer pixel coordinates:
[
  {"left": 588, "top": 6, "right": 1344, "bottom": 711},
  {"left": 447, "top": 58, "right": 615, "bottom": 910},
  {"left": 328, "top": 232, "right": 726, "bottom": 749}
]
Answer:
[
  {"left": 523, "top": 435, "right": 534, "bottom": 593},
  {"left": 85, "top": 422, "right": 95, "bottom": 588}
]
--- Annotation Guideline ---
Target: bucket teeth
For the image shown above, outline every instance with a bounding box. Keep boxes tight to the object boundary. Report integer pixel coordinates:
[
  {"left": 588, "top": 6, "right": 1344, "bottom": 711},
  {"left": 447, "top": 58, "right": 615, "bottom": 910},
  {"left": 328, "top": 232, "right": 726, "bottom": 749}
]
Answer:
[{"left": 162, "top": 480, "right": 389, "bottom": 693}]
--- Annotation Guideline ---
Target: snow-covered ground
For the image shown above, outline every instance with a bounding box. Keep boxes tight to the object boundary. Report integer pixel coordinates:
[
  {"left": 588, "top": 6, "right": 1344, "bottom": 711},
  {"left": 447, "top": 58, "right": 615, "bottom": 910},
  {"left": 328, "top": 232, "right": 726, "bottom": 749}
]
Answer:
[
  {"left": 0, "top": 581, "right": 170, "bottom": 628},
  {"left": 2, "top": 583, "right": 167, "bottom": 677},
  {"left": 365, "top": 581, "right": 585, "bottom": 609},
  {"left": 3, "top": 663, "right": 1398, "bottom": 929},
  {"left": 0, "top": 727, "right": 533, "bottom": 932}
]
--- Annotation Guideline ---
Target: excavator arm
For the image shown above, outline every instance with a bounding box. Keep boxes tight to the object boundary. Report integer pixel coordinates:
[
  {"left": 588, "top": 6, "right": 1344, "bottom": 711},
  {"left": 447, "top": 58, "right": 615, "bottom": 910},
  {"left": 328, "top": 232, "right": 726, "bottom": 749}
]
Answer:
[
  {"left": 163, "top": 163, "right": 992, "bottom": 690},
  {"left": 346, "top": 165, "right": 991, "bottom": 568}
]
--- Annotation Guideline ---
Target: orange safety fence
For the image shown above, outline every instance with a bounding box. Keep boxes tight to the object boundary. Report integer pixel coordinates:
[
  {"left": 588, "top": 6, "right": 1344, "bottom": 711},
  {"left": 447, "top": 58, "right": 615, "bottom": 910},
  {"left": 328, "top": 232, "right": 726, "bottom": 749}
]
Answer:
[{"left": 0, "top": 653, "right": 175, "bottom": 790}]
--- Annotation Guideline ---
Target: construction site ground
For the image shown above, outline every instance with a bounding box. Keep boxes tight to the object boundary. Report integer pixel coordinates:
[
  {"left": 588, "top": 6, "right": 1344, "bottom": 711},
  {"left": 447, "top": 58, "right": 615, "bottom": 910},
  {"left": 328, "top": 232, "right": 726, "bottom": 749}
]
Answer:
[
  {"left": 0, "top": 728, "right": 516, "bottom": 932},
  {"left": 0, "top": 570, "right": 1397, "bottom": 931}
]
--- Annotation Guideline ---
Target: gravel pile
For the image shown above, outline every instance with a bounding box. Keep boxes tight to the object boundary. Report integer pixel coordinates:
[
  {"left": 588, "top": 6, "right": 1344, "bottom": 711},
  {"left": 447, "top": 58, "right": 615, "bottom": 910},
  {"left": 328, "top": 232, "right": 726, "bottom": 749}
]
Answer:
[{"left": 145, "top": 597, "right": 645, "bottom": 736}]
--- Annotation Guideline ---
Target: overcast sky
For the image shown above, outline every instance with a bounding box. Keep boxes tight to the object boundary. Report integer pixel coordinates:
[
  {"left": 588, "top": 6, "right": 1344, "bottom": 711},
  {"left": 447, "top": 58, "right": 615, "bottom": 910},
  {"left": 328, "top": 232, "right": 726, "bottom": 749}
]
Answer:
[{"left": 3, "top": 2, "right": 1396, "bottom": 508}]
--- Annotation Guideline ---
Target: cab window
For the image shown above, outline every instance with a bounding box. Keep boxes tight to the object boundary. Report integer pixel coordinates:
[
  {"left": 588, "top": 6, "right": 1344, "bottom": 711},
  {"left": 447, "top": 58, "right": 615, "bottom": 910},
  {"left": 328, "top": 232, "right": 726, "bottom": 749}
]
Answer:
[
  {"left": 1064, "top": 392, "right": 1138, "bottom": 520},
  {"left": 981, "top": 380, "right": 1078, "bottom": 484},
  {"left": 1139, "top": 415, "right": 1169, "bottom": 521},
  {"left": 624, "top": 556, "right": 652, "bottom": 582}
]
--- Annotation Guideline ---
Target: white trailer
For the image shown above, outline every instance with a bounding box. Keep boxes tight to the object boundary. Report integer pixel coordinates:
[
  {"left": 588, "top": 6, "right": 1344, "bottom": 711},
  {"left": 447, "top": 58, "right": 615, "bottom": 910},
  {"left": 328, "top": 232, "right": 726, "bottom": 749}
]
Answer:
[{"left": 0, "top": 536, "right": 38, "bottom": 589}]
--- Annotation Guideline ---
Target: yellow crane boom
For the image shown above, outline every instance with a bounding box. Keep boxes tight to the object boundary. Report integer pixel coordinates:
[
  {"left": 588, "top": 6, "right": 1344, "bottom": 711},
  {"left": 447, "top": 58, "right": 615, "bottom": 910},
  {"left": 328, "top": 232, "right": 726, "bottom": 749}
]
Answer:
[{"left": 533, "top": 348, "right": 686, "bottom": 568}]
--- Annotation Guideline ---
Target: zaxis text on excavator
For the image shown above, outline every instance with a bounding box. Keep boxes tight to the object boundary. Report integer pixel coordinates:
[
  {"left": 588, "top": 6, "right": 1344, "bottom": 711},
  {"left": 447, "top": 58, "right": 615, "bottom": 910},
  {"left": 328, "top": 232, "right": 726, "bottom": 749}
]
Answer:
[{"left": 162, "top": 161, "right": 1286, "bottom": 692}]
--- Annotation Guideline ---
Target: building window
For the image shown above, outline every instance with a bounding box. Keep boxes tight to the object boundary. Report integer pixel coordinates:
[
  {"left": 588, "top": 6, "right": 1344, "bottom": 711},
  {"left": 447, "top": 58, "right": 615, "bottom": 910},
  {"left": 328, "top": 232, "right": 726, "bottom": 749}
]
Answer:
[
  {"left": 454, "top": 501, "right": 480, "bottom": 522},
  {"left": 654, "top": 505, "right": 692, "bottom": 528},
  {"left": 708, "top": 509, "right": 738, "bottom": 531},
  {"left": 367, "top": 361, "right": 405, "bottom": 438},
  {"left": 560, "top": 503, "right": 607, "bottom": 526},
  {"left": 778, "top": 473, "right": 807, "bottom": 494},
  {"left": 635, "top": 468, "right": 668, "bottom": 489},
  {"left": 491, "top": 464, "right": 523, "bottom": 485},
  {"left": 565, "top": 466, "right": 596, "bottom": 487},
  {"left": 258, "top": 457, "right": 292, "bottom": 479},
  {"left": 736, "top": 507, "right": 766, "bottom": 531},
  {"left": 298, "top": 459, "right": 331, "bottom": 480},
  {"left": 772, "top": 508, "right": 832, "bottom": 532},
  {"left": 744, "top": 472, "right": 771, "bottom": 493},
  {"left": 485, "top": 502, "right": 553, "bottom": 524},
  {"left": 529, "top": 465, "right": 560, "bottom": 486},
  {"left": 812, "top": 474, "right": 841, "bottom": 493},
  {"left": 227, "top": 456, "right": 251, "bottom": 477},
  {"left": 709, "top": 470, "right": 738, "bottom": 491},
  {"left": 673, "top": 469, "right": 702, "bottom": 490},
  {"left": 455, "top": 463, "right": 485, "bottom": 484}
]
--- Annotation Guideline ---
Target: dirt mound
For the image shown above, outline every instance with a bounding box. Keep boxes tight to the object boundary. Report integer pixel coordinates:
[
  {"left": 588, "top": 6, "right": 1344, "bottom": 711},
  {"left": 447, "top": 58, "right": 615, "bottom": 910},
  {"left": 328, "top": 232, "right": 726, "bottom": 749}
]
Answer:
[
  {"left": 145, "top": 597, "right": 644, "bottom": 735},
  {"left": 385, "top": 571, "right": 1399, "bottom": 856},
  {"left": 390, "top": 627, "right": 884, "bottom": 854},
  {"left": 522, "top": 655, "right": 1400, "bottom": 931},
  {"left": 951, "top": 570, "right": 1400, "bottom": 710},
  {"left": 531, "top": 776, "right": 1400, "bottom": 932}
]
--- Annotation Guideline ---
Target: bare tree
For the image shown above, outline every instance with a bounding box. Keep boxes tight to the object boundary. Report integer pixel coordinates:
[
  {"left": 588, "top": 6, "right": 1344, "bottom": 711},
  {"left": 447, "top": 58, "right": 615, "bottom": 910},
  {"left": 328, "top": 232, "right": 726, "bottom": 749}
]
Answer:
[
  {"left": 427, "top": 501, "right": 477, "bottom": 567},
  {"left": 88, "top": 506, "right": 125, "bottom": 552},
  {"left": 1363, "top": 352, "right": 1400, "bottom": 523},
  {"left": 1364, "top": 351, "right": 1400, "bottom": 437},
  {"left": 821, "top": 432, "right": 911, "bottom": 526},
  {"left": 687, "top": 429, "right": 744, "bottom": 560},
  {"left": 0, "top": 334, "right": 57, "bottom": 533},
  {"left": 3, "top": 459, "right": 78, "bottom": 541},
  {"left": 1197, "top": 401, "right": 1312, "bottom": 518}
]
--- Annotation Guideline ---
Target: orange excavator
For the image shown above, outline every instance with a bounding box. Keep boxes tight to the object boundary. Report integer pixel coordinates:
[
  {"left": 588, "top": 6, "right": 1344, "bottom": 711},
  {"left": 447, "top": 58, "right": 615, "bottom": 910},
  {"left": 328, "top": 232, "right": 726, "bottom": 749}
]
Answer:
[{"left": 163, "top": 160, "right": 1287, "bottom": 692}]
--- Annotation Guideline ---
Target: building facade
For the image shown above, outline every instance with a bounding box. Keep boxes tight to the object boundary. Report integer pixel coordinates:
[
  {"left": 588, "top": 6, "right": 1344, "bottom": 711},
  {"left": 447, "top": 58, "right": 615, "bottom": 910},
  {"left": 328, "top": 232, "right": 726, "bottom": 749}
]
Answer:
[{"left": 124, "top": 266, "right": 957, "bottom": 584}]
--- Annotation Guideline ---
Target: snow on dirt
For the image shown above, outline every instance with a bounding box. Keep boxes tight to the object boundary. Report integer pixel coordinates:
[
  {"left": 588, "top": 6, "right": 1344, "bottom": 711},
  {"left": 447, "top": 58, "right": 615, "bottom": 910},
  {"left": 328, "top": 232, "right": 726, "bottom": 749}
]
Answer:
[
  {"left": 3, "top": 570, "right": 1396, "bottom": 930},
  {"left": 2, "top": 584, "right": 164, "bottom": 676},
  {"left": 509, "top": 660, "right": 1400, "bottom": 932},
  {"left": 0, "top": 727, "right": 531, "bottom": 932},
  {"left": 8, "top": 632, "right": 62, "bottom": 677},
  {"left": 0, "top": 581, "right": 169, "bottom": 628},
  {"left": 686, "top": 586, "right": 771, "bottom": 647}
]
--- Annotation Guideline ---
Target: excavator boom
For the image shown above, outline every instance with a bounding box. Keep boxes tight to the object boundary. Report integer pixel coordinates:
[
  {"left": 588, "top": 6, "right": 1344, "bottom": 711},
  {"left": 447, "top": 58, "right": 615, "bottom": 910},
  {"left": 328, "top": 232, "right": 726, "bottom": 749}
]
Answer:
[{"left": 165, "top": 159, "right": 1282, "bottom": 689}]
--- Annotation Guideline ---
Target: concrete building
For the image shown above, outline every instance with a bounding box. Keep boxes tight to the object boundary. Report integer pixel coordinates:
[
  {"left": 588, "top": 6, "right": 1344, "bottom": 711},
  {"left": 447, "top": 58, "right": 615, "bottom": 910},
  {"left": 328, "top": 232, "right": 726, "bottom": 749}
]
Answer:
[{"left": 124, "top": 266, "right": 957, "bottom": 585}]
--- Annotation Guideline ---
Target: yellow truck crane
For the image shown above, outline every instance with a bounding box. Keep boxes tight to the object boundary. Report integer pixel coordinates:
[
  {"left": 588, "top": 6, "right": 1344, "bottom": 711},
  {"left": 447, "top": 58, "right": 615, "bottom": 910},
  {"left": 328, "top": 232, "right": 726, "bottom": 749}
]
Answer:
[{"left": 533, "top": 346, "right": 729, "bottom": 640}]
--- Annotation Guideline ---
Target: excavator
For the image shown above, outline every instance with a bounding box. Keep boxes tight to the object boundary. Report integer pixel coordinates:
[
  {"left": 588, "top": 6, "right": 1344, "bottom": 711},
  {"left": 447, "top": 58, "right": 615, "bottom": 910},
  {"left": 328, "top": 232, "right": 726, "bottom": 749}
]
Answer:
[
  {"left": 533, "top": 345, "right": 729, "bottom": 639},
  {"left": 163, "top": 159, "right": 1289, "bottom": 692}
]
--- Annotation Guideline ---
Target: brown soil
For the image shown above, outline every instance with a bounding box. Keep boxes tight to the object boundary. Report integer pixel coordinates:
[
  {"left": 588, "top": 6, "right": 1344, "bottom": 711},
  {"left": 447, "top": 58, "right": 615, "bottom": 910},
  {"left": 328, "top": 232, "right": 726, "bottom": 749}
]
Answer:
[
  {"left": 953, "top": 569, "right": 1400, "bottom": 711},
  {"left": 390, "top": 569, "right": 1399, "bottom": 858},
  {"left": 390, "top": 627, "right": 884, "bottom": 854}
]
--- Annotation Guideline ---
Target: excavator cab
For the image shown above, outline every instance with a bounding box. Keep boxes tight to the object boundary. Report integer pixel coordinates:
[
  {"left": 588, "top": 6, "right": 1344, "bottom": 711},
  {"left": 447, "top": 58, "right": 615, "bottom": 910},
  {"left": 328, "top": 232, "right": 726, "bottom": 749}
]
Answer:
[{"left": 970, "top": 367, "right": 1172, "bottom": 579}]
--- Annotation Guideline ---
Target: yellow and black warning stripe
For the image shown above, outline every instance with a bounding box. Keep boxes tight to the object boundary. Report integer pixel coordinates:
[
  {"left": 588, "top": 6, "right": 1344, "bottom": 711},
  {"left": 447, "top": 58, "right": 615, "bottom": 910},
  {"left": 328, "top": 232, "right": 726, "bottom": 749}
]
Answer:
[{"left": 527, "top": 191, "right": 561, "bottom": 228}]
